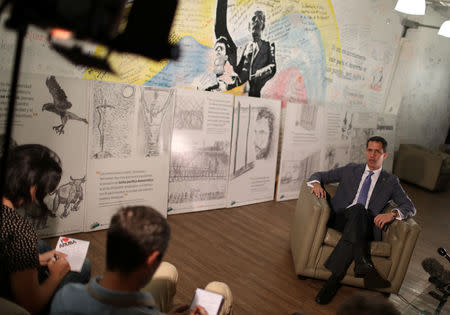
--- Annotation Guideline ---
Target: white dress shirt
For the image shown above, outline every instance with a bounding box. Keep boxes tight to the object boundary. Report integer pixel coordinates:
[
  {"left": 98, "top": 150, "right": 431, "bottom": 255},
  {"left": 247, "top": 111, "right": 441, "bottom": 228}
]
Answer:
[
  {"left": 307, "top": 164, "right": 403, "bottom": 219},
  {"left": 349, "top": 165, "right": 381, "bottom": 209}
]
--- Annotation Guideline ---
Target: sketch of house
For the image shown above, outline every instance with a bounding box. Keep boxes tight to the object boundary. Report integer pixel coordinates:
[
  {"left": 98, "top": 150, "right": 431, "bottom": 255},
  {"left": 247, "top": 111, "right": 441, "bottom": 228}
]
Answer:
[
  {"left": 173, "top": 92, "right": 204, "bottom": 130},
  {"left": 170, "top": 141, "right": 229, "bottom": 182}
]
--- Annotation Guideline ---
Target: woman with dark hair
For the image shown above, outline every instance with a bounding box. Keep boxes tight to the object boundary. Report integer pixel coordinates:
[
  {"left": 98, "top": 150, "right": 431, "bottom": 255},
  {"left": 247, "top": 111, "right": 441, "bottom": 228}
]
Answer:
[{"left": 0, "top": 144, "right": 90, "bottom": 314}]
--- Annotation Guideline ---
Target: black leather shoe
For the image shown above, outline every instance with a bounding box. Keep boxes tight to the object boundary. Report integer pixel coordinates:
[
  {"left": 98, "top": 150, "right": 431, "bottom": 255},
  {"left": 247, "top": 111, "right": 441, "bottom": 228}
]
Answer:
[
  {"left": 364, "top": 268, "right": 391, "bottom": 289},
  {"left": 354, "top": 257, "right": 375, "bottom": 277},
  {"left": 315, "top": 277, "right": 341, "bottom": 305}
]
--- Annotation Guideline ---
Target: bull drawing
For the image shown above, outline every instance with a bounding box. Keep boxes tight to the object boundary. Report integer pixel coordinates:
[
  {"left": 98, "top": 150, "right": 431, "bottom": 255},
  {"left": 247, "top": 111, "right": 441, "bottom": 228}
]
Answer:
[{"left": 50, "top": 176, "right": 86, "bottom": 218}]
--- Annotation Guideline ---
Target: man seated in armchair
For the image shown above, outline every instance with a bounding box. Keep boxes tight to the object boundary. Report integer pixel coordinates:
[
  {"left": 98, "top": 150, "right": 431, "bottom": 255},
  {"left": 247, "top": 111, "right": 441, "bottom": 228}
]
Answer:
[{"left": 308, "top": 136, "right": 416, "bottom": 305}]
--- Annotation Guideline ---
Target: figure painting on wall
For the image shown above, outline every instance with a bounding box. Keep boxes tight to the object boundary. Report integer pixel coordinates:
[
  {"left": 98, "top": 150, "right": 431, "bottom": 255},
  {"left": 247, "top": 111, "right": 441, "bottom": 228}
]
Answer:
[
  {"left": 215, "top": 0, "right": 276, "bottom": 97},
  {"left": 192, "top": 36, "right": 241, "bottom": 92}
]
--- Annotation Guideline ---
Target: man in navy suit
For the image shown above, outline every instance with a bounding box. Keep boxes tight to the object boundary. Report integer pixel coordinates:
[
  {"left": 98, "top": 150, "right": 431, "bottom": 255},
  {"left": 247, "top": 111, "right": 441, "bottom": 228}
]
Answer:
[
  {"left": 215, "top": 0, "right": 276, "bottom": 97},
  {"left": 308, "top": 136, "right": 416, "bottom": 305}
]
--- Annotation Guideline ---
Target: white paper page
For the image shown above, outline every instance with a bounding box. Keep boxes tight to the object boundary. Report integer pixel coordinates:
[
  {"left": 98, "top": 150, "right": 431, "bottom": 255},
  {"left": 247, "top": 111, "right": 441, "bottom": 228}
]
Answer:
[
  {"left": 55, "top": 237, "right": 90, "bottom": 272},
  {"left": 190, "top": 288, "right": 223, "bottom": 315}
]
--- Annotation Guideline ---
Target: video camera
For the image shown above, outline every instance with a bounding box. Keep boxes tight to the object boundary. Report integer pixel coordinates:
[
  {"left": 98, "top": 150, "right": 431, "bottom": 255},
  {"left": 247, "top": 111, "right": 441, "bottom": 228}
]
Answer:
[
  {"left": 421, "top": 247, "right": 450, "bottom": 315},
  {"left": 1, "top": 0, "right": 180, "bottom": 71}
]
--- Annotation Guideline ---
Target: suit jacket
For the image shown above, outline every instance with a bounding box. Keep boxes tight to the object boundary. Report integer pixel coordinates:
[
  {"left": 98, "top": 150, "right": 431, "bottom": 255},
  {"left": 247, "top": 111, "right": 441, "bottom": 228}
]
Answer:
[
  {"left": 309, "top": 163, "right": 416, "bottom": 241},
  {"left": 236, "top": 40, "right": 276, "bottom": 97}
]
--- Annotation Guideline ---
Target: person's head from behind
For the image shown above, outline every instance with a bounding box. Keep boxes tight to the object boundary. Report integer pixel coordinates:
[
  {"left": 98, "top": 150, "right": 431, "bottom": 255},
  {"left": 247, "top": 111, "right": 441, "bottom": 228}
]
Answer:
[
  {"left": 365, "top": 136, "right": 388, "bottom": 171},
  {"left": 106, "top": 206, "right": 170, "bottom": 286},
  {"left": 336, "top": 292, "right": 400, "bottom": 315},
  {"left": 3, "top": 144, "right": 62, "bottom": 209},
  {"left": 214, "top": 36, "right": 231, "bottom": 75}
]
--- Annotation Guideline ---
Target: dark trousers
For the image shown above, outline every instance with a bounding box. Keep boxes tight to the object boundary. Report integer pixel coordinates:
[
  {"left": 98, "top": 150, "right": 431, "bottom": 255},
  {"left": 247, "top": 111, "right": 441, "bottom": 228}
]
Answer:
[{"left": 324, "top": 204, "right": 374, "bottom": 279}]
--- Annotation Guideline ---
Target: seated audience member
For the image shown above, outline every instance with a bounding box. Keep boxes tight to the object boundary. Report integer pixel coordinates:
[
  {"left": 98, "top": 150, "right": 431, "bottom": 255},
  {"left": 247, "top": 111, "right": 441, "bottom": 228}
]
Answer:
[
  {"left": 50, "top": 206, "right": 233, "bottom": 315},
  {"left": 0, "top": 144, "right": 91, "bottom": 314},
  {"left": 336, "top": 292, "right": 400, "bottom": 315}
]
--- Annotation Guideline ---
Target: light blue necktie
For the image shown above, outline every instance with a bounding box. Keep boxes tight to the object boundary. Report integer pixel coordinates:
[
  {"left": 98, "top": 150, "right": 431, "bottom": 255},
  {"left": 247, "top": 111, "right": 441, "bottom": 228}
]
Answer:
[{"left": 357, "top": 171, "right": 374, "bottom": 207}]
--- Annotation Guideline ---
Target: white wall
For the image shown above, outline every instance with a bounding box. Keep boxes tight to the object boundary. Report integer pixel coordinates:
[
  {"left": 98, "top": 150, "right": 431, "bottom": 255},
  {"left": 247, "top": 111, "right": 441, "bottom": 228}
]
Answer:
[
  {"left": 1, "top": 0, "right": 448, "bottom": 150},
  {"left": 390, "top": 6, "right": 450, "bottom": 150}
]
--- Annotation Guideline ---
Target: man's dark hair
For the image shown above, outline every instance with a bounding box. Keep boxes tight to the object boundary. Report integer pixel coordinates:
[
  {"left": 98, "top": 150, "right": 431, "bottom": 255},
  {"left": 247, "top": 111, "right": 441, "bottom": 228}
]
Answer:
[
  {"left": 253, "top": 10, "right": 266, "bottom": 30},
  {"left": 336, "top": 292, "right": 400, "bottom": 315},
  {"left": 215, "top": 36, "right": 232, "bottom": 56},
  {"left": 367, "top": 136, "right": 387, "bottom": 152},
  {"left": 106, "top": 206, "right": 170, "bottom": 273},
  {"left": 3, "top": 144, "right": 62, "bottom": 208}
]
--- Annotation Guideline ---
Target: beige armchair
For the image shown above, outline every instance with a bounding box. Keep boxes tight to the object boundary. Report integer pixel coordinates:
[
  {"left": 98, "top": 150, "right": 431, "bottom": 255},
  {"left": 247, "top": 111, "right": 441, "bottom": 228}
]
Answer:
[
  {"left": 290, "top": 181, "right": 421, "bottom": 294},
  {"left": 394, "top": 143, "right": 450, "bottom": 191},
  {"left": 0, "top": 298, "right": 30, "bottom": 315}
]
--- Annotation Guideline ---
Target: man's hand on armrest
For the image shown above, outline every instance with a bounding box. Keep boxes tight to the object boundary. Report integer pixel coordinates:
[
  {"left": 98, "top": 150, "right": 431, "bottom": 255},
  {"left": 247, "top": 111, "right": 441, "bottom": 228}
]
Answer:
[
  {"left": 374, "top": 213, "right": 396, "bottom": 230},
  {"left": 310, "top": 182, "right": 326, "bottom": 199}
]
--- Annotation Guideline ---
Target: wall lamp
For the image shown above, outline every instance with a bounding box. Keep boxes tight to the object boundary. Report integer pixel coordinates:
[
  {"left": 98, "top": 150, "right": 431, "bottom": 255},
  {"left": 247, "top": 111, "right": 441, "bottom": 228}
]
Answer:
[
  {"left": 395, "top": 0, "right": 426, "bottom": 15},
  {"left": 401, "top": 18, "right": 450, "bottom": 37}
]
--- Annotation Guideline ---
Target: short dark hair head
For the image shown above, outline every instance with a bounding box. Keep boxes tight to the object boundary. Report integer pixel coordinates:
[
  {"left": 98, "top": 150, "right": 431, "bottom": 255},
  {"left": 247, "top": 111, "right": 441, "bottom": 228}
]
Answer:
[
  {"left": 215, "top": 36, "right": 231, "bottom": 56},
  {"left": 253, "top": 10, "right": 266, "bottom": 29},
  {"left": 336, "top": 292, "right": 400, "bottom": 315},
  {"left": 3, "top": 144, "right": 62, "bottom": 208},
  {"left": 106, "top": 206, "right": 170, "bottom": 273},
  {"left": 367, "top": 136, "right": 387, "bottom": 152}
]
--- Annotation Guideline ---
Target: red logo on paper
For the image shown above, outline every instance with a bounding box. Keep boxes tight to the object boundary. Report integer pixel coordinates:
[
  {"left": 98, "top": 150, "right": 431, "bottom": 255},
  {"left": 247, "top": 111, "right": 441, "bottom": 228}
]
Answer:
[{"left": 59, "top": 237, "right": 77, "bottom": 248}]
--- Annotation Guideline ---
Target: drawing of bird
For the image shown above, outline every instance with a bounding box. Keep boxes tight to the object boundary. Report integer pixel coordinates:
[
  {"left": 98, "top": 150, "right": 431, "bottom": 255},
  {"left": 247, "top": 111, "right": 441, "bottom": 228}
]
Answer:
[{"left": 42, "top": 75, "right": 88, "bottom": 135}]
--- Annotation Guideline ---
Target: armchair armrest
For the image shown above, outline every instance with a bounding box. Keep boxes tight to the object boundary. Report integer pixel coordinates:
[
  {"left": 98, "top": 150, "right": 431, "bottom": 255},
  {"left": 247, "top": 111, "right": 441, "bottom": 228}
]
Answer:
[
  {"left": 381, "top": 206, "right": 421, "bottom": 292},
  {"left": 290, "top": 181, "right": 331, "bottom": 275}
]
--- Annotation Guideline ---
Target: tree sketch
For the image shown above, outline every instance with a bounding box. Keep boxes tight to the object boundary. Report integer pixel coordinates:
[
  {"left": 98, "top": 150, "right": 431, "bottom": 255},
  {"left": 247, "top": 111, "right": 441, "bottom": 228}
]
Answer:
[
  {"left": 92, "top": 103, "right": 115, "bottom": 159},
  {"left": 90, "top": 82, "right": 134, "bottom": 159},
  {"left": 140, "top": 87, "right": 173, "bottom": 157}
]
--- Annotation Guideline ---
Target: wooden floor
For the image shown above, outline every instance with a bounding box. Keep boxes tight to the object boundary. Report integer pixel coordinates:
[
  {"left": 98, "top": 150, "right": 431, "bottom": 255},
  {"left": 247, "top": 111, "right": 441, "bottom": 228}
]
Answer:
[{"left": 45, "top": 182, "right": 450, "bottom": 315}]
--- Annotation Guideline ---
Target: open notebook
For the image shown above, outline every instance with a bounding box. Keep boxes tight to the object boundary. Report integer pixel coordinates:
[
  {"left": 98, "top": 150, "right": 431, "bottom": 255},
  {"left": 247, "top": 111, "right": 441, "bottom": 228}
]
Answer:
[
  {"left": 55, "top": 236, "right": 90, "bottom": 272},
  {"left": 190, "top": 288, "right": 224, "bottom": 315}
]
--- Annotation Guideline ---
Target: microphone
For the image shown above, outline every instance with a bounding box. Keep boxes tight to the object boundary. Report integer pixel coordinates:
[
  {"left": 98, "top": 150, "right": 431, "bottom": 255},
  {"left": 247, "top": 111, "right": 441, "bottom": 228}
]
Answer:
[
  {"left": 422, "top": 258, "right": 447, "bottom": 288},
  {"left": 438, "top": 247, "right": 450, "bottom": 263},
  {"left": 422, "top": 258, "right": 444, "bottom": 278}
]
